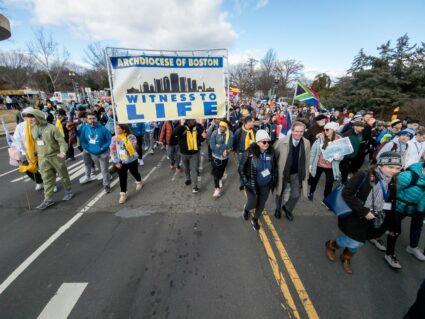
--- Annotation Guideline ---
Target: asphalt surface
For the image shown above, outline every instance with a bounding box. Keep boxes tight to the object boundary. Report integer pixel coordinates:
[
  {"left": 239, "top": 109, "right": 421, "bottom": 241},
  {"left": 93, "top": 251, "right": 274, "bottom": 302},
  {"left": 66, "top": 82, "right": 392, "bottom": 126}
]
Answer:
[{"left": 0, "top": 135, "right": 423, "bottom": 318}]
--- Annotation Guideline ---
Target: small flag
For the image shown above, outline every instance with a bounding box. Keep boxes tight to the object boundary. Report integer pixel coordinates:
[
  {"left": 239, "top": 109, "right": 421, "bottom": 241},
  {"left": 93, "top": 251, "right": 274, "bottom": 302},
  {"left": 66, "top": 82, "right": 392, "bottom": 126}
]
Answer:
[{"left": 294, "top": 82, "right": 320, "bottom": 107}]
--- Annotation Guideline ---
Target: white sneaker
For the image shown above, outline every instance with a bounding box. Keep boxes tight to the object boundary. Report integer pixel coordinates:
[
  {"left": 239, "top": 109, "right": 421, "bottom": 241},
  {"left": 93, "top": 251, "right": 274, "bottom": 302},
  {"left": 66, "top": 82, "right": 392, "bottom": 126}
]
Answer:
[
  {"left": 53, "top": 185, "right": 58, "bottom": 193},
  {"left": 384, "top": 254, "right": 402, "bottom": 269},
  {"left": 35, "top": 183, "right": 43, "bottom": 191},
  {"left": 369, "top": 238, "right": 387, "bottom": 252},
  {"left": 213, "top": 188, "right": 221, "bottom": 198},
  {"left": 144, "top": 146, "right": 148, "bottom": 151},
  {"left": 406, "top": 246, "right": 425, "bottom": 261},
  {"left": 222, "top": 172, "right": 227, "bottom": 181},
  {"left": 138, "top": 159, "right": 144, "bottom": 166},
  {"left": 219, "top": 179, "right": 223, "bottom": 188},
  {"left": 149, "top": 149, "right": 154, "bottom": 155},
  {"left": 80, "top": 176, "right": 93, "bottom": 184}
]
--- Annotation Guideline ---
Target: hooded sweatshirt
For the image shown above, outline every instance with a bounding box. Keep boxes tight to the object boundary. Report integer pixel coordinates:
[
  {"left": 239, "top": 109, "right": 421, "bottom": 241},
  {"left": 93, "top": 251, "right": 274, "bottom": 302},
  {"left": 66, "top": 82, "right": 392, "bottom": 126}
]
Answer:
[
  {"left": 29, "top": 109, "right": 68, "bottom": 158},
  {"left": 80, "top": 122, "right": 112, "bottom": 155}
]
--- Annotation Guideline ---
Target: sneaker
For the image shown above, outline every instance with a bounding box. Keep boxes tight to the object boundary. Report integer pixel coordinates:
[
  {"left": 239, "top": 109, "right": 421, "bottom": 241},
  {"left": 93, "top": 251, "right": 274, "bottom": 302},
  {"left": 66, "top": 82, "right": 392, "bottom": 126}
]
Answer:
[
  {"left": 213, "top": 188, "right": 221, "bottom": 198},
  {"left": 176, "top": 166, "right": 183, "bottom": 173},
  {"left": 282, "top": 206, "right": 293, "bottom": 221},
  {"left": 135, "top": 181, "right": 143, "bottom": 191},
  {"left": 307, "top": 193, "right": 314, "bottom": 201},
  {"left": 35, "top": 183, "right": 44, "bottom": 191},
  {"left": 369, "top": 238, "right": 387, "bottom": 252},
  {"left": 406, "top": 246, "right": 425, "bottom": 261},
  {"left": 243, "top": 205, "right": 249, "bottom": 220},
  {"left": 384, "top": 254, "right": 402, "bottom": 269},
  {"left": 192, "top": 187, "right": 200, "bottom": 193},
  {"left": 144, "top": 146, "right": 148, "bottom": 151},
  {"left": 80, "top": 176, "right": 94, "bottom": 184},
  {"left": 149, "top": 149, "right": 154, "bottom": 155},
  {"left": 138, "top": 159, "right": 144, "bottom": 166},
  {"left": 53, "top": 186, "right": 58, "bottom": 193},
  {"left": 36, "top": 199, "right": 55, "bottom": 210},
  {"left": 239, "top": 185, "right": 245, "bottom": 191},
  {"left": 104, "top": 185, "right": 111, "bottom": 193},
  {"left": 251, "top": 218, "right": 260, "bottom": 231},
  {"left": 185, "top": 180, "right": 191, "bottom": 186},
  {"left": 62, "top": 191, "right": 74, "bottom": 201},
  {"left": 119, "top": 192, "right": 127, "bottom": 204},
  {"left": 169, "top": 164, "right": 176, "bottom": 170},
  {"left": 219, "top": 179, "right": 223, "bottom": 188},
  {"left": 67, "top": 157, "right": 76, "bottom": 162},
  {"left": 222, "top": 172, "right": 227, "bottom": 181}
]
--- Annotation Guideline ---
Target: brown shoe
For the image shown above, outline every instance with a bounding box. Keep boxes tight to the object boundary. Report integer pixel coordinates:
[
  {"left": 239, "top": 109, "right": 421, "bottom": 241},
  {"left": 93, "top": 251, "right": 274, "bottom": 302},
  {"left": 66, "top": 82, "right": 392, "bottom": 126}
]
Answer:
[
  {"left": 325, "top": 240, "right": 339, "bottom": 262},
  {"left": 340, "top": 248, "right": 355, "bottom": 274}
]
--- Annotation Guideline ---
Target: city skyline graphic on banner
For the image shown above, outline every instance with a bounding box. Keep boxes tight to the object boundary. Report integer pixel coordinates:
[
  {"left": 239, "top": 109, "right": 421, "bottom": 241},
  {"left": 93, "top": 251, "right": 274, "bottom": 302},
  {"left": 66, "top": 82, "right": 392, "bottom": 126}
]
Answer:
[{"left": 127, "top": 72, "right": 215, "bottom": 94}]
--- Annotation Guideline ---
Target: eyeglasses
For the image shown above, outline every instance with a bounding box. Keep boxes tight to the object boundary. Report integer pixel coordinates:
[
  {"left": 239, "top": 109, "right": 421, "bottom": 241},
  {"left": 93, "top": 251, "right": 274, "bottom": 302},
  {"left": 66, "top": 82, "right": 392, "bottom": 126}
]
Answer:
[
  {"left": 325, "top": 129, "right": 332, "bottom": 132},
  {"left": 260, "top": 141, "right": 270, "bottom": 145}
]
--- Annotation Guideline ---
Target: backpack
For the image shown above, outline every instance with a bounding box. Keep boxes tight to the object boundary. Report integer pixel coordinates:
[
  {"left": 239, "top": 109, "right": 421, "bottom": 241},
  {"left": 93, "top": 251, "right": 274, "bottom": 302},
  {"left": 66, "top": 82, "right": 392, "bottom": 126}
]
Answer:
[
  {"left": 397, "top": 166, "right": 425, "bottom": 212},
  {"left": 371, "top": 141, "right": 403, "bottom": 164}
]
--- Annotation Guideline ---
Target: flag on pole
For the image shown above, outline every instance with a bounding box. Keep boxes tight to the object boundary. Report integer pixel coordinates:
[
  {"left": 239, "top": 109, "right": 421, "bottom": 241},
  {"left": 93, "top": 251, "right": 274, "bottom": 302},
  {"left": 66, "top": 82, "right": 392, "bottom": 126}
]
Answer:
[
  {"left": 391, "top": 106, "right": 399, "bottom": 120},
  {"left": 1, "top": 117, "right": 13, "bottom": 146},
  {"left": 294, "top": 82, "right": 320, "bottom": 107}
]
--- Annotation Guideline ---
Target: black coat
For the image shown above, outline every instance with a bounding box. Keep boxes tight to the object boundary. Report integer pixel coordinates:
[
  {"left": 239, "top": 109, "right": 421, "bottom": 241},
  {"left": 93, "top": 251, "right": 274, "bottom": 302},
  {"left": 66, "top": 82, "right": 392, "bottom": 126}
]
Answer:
[
  {"left": 238, "top": 145, "right": 278, "bottom": 194},
  {"left": 339, "top": 170, "right": 398, "bottom": 243}
]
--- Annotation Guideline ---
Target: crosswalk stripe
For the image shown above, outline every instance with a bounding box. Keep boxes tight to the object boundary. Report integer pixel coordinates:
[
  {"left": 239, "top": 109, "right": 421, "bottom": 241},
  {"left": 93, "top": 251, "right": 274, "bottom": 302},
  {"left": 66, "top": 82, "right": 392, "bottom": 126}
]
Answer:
[{"left": 37, "top": 283, "right": 88, "bottom": 319}]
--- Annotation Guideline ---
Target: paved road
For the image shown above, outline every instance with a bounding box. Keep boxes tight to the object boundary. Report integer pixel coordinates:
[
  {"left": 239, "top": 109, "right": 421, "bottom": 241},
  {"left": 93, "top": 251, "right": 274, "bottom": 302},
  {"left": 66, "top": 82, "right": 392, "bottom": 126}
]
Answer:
[{"left": 0, "top": 136, "right": 423, "bottom": 318}]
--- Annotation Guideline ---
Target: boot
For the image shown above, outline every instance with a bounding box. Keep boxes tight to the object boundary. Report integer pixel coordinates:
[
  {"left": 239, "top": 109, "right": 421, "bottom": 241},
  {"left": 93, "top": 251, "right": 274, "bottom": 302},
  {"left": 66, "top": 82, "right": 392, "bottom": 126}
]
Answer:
[
  {"left": 119, "top": 192, "right": 128, "bottom": 204},
  {"left": 325, "top": 240, "right": 340, "bottom": 262},
  {"left": 135, "top": 181, "right": 143, "bottom": 191},
  {"left": 340, "top": 248, "right": 355, "bottom": 274}
]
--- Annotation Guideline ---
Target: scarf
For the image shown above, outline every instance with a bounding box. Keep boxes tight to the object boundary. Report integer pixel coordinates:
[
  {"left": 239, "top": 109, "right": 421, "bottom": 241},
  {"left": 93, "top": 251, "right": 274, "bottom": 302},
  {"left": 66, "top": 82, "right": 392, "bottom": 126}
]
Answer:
[
  {"left": 186, "top": 125, "right": 198, "bottom": 151},
  {"left": 283, "top": 136, "right": 306, "bottom": 183},
  {"left": 242, "top": 125, "right": 255, "bottom": 150},
  {"left": 118, "top": 133, "right": 135, "bottom": 157},
  {"left": 365, "top": 168, "right": 391, "bottom": 212},
  {"left": 55, "top": 118, "right": 65, "bottom": 137},
  {"left": 18, "top": 119, "right": 38, "bottom": 173},
  {"left": 219, "top": 122, "right": 230, "bottom": 144}
]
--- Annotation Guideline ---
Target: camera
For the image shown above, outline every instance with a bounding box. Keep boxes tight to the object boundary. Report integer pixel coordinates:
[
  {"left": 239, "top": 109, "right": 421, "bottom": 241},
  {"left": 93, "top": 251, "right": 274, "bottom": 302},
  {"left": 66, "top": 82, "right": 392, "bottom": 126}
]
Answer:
[{"left": 372, "top": 210, "right": 385, "bottom": 229}]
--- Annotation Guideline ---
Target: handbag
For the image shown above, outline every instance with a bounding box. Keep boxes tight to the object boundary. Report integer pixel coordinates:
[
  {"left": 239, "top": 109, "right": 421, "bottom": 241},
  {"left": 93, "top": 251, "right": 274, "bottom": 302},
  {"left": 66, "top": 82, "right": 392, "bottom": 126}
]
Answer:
[{"left": 323, "top": 184, "right": 352, "bottom": 218}]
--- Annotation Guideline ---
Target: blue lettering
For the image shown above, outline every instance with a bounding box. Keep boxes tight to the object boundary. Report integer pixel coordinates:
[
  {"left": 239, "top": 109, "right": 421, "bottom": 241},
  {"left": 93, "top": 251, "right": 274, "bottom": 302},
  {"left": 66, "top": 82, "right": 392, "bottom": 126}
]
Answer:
[
  {"left": 209, "top": 93, "right": 217, "bottom": 100},
  {"left": 180, "top": 94, "right": 186, "bottom": 102},
  {"left": 127, "top": 104, "right": 144, "bottom": 120},
  {"left": 126, "top": 95, "right": 138, "bottom": 103},
  {"left": 149, "top": 95, "right": 156, "bottom": 102},
  {"left": 171, "top": 94, "right": 177, "bottom": 102},
  {"left": 200, "top": 93, "right": 206, "bottom": 101},
  {"left": 159, "top": 95, "right": 168, "bottom": 102},
  {"left": 189, "top": 93, "right": 195, "bottom": 101},
  {"left": 155, "top": 103, "right": 165, "bottom": 118},
  {"left": 203, "top": 101, "right": 217, "bottom": 116},
  {"left": 142, "top": 95, "right": 146, "bottom": 103},
  {"left": 177, "top": 102, "right": 192, "bottom": 117}
]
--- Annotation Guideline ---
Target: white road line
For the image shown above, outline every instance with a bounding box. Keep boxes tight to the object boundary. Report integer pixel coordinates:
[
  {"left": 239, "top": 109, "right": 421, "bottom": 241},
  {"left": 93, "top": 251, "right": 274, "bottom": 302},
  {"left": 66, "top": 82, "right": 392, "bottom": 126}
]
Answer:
[
  {"left": 37, "top": 283, "right": 88, "bottom": 319},
  {"left": 171, "top": 170, "right": 178, "bottom": 181},
  {"left": 0, "top": 168, "right": 18, "bottom": 178},
  {"left": 0, "top": 145, "right": 9, "bottom": 150},
  {"left": 0, "top": 156, "right": 164, "bottom": 295},
  {"left": 143, "top": 155, "right": 166, "bottom": 182}
]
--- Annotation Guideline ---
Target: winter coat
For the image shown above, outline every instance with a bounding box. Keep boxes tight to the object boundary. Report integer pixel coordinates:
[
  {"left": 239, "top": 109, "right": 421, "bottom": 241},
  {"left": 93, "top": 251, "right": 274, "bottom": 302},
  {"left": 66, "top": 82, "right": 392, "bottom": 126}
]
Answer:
[
  {"left": 159, "top": 121, "right": 178, "bottom": 145},
  {"left": 173, "top": 123, "right": 205, "bottom": 155},
  {"left": 238, "top": 145, "right": 278, "bottom": 194},
  {"left": 395, "top": 162, "right": 425, "bottom": 215},
  {"left": 130, "top": 123, "right": 145, "bottom": 137},
  {"left": 110, "top": 134, "right": 139, "bottom": 164},
  {"left": 273, "top": 135, "right": 311, "bottom": 197},
  {"left": 80, "top": 123, "right": 112, "bottom": 155},
  {"left": 339, "top": 170, "right": 397, "bottom": 243},
  {"left": 309, "top": 133, "right": 341, "bottom": 180}
]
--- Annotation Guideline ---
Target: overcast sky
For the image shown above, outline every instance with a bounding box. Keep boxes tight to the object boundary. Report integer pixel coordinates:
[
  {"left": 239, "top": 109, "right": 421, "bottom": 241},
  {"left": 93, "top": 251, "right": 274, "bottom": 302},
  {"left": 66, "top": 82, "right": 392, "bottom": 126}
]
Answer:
[{"left": 2, "top": 0, "right": 425, "bottom": 79}]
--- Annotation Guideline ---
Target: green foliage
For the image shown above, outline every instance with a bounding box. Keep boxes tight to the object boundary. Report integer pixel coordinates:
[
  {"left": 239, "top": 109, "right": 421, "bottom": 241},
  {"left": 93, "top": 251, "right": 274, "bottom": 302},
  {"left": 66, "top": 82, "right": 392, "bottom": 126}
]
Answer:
[{"left": 327, "top": 34, "right": 425, "bottom": 118}]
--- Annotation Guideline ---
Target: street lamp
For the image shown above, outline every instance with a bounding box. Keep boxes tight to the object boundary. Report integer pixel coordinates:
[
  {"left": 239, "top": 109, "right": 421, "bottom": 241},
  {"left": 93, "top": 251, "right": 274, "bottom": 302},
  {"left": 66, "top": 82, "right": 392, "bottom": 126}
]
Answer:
[
  {"left": 0, "top": 14, "right": 11, "bottom": 41},
  {"left": 68, "top": 72, "right": 79, "bottom": 103}
]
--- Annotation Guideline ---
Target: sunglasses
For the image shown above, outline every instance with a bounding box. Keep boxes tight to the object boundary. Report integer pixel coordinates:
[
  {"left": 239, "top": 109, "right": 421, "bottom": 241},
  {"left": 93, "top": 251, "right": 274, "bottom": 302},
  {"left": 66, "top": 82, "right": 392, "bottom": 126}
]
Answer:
[
  {"left": 324, "top": 129, "right": 332, "bottom": 132},
  {"left": 260, "top": 141, "right": 270, "bottom": 145}
]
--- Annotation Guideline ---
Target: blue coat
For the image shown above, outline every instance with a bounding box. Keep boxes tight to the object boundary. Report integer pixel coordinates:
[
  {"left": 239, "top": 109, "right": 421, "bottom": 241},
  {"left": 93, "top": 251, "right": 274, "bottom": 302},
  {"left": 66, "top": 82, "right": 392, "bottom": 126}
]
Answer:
[
  {"left": 396, "top": 162, "right": 425, "bottom": 215},
  {"left": 210, "top": 130, "right": 233, "bottom": 159},
  {"left": 80, "top": 123, "right": 112, "bottom": 155}
]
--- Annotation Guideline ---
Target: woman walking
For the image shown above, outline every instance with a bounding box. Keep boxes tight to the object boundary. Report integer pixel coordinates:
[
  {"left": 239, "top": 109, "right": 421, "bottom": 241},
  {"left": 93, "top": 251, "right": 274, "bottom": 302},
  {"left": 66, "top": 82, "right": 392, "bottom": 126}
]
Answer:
[
  {"left": 110, "top": 124, "right": 143, "bottom": 204},
  {"left": 308, "top": 122, "right": 341, "bottom": 202},
  {"left": 325, "top": 152, "right": 402, "bottom": 274},
  {"left": 239, "top": 130, "right": 278, "bottom": 231},
  {"left": 209, "top": 120, "right": 233, "bottom": 198}
]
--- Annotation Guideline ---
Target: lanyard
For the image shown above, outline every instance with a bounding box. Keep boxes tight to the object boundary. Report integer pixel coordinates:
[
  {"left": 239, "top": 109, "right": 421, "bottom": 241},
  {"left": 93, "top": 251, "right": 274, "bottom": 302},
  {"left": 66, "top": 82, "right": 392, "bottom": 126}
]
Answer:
[
  {"left": 261, "top": 152, "right": 268, "bottom": 171},
  {"left": 37, "top": 125, "right": 47, "bottom": 139},
  {"left": 377, "top": 178, "right": 389, "bottom": 202}
]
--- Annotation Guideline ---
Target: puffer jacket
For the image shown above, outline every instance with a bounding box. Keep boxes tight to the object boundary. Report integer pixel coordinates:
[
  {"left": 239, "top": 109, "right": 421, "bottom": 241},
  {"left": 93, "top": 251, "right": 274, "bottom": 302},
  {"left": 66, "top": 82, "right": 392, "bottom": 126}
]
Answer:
[
  {"left": 395, "top": 162, "right": 425, "bottom": 215},
  {"left": 238, "top": 145, "right": 278, "bottom": 195}
]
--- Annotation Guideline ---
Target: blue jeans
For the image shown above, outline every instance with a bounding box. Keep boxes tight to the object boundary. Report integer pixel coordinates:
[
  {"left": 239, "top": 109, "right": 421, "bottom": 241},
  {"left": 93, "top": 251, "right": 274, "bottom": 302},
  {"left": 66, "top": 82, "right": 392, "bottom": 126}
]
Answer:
[{"left": 336, "top": 235, "right": 364, "bottom": 253}]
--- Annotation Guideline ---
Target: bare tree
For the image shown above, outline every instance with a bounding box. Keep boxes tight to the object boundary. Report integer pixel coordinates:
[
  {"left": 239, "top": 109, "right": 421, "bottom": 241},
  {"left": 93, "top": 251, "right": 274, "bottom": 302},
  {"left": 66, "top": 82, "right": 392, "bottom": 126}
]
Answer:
[
  {"left": 27, "top": 27, "right": 69, "bottom": 92},
  {"left": 275, "top": 59, "right": 304, "bottom": 89},
  {"left": 84, "top": 42, "right": 107, "bottom": 70},
  {"left": 0, "top": 50, "right": 33, "bottom": 88}
]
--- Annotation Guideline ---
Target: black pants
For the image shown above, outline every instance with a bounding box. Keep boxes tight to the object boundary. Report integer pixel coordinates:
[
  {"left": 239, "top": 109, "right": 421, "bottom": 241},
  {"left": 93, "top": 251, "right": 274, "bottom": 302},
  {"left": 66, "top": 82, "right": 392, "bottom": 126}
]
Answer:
[
  {"left": 117, "top": 160, "right": 142, "bottom": 192},
  {"left": 26, "top": 171, "right": 43, "bottom": 184},
  {"left": 135, "top": 135, "right": 143, "bottom": 159},
  {"left": 309, "top": 166, "right": 334, "bottom": 199},
  {"left": 66, "top": 144, "right": 74, "bottom": 159},
  {"left": 211, "top": 158, "right": 228, "bottom": 188},
  {"left": 405, "top": 279, "right": 425, "bottom": 319},
  {"left": 339, "top": 158, "right": 357, "bottom": 183},
  {"left": 246, "top": 186, "right": 270, "bottom": 220}
]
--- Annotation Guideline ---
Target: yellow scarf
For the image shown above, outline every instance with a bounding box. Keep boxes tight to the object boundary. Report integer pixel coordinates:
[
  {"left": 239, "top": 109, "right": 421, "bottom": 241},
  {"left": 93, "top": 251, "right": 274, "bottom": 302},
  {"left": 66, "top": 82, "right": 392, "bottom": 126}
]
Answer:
[
  {"left": 186, "top": 125, "right": 198, "bottom": 151},
  {"left": 118, "top": 133, "right": 135, "bottom": 157},
  {"left": 242, "top": 125, "right": 255, "bottom": 150},
  {"left": 55, "top": 118, "right": 65, "bottom": 137},
  {"left": 18, "top": 119, "right": 38, "bottom": 173},
  {"left": 219, "top": 121, "right": 230, "bottom": 144}
]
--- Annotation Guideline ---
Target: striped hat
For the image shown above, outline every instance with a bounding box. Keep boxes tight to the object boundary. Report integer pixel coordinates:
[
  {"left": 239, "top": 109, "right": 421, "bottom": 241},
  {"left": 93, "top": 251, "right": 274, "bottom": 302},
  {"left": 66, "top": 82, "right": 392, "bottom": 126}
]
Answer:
[{"left": 377, "top": 152, "right": 402, "bottom": 166}]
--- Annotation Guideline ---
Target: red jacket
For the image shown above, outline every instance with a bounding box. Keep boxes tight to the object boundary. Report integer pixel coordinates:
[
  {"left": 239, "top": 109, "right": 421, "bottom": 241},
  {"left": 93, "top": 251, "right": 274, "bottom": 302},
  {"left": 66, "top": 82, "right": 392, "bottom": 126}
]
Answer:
[{"left": 159, "top": 121, "right": 173, "bottom": 145}]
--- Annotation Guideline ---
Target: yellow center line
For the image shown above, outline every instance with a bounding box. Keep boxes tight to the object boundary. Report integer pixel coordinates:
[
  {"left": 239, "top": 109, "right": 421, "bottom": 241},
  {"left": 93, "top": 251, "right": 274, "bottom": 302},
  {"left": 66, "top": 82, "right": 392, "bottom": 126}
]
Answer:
[
  {"left": 263, "top": 212, "right": 320, "bottom": 319},
  {"left": 257, "top": 219, "right": 301, "bottom": 319}
]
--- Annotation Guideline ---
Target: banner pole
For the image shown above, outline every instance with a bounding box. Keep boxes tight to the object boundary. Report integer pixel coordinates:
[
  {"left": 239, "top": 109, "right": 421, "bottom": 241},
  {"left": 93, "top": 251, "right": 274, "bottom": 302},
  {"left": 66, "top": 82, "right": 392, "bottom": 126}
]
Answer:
[
  {"left": 291, "top": 81, "right": 297, "bottom": 106},
  {"left": 104, "top": 48, "right": 119, "bottom": 158},
  {"left": 225, "top": 49, "right": 230, "bottom": 121}
]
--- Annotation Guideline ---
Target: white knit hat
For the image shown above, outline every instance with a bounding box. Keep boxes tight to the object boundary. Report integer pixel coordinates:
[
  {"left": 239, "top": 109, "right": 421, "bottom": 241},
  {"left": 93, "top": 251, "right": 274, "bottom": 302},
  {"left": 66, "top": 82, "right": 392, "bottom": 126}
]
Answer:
[
  {"left": 255, "top": 129, "right": 271, "bottom": 142},
  {"left": 324, "top": 122, "right": 339, "bottom": 132},
  {"left": 22, "top": 106, "right": 34, "bottom": 115}
]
